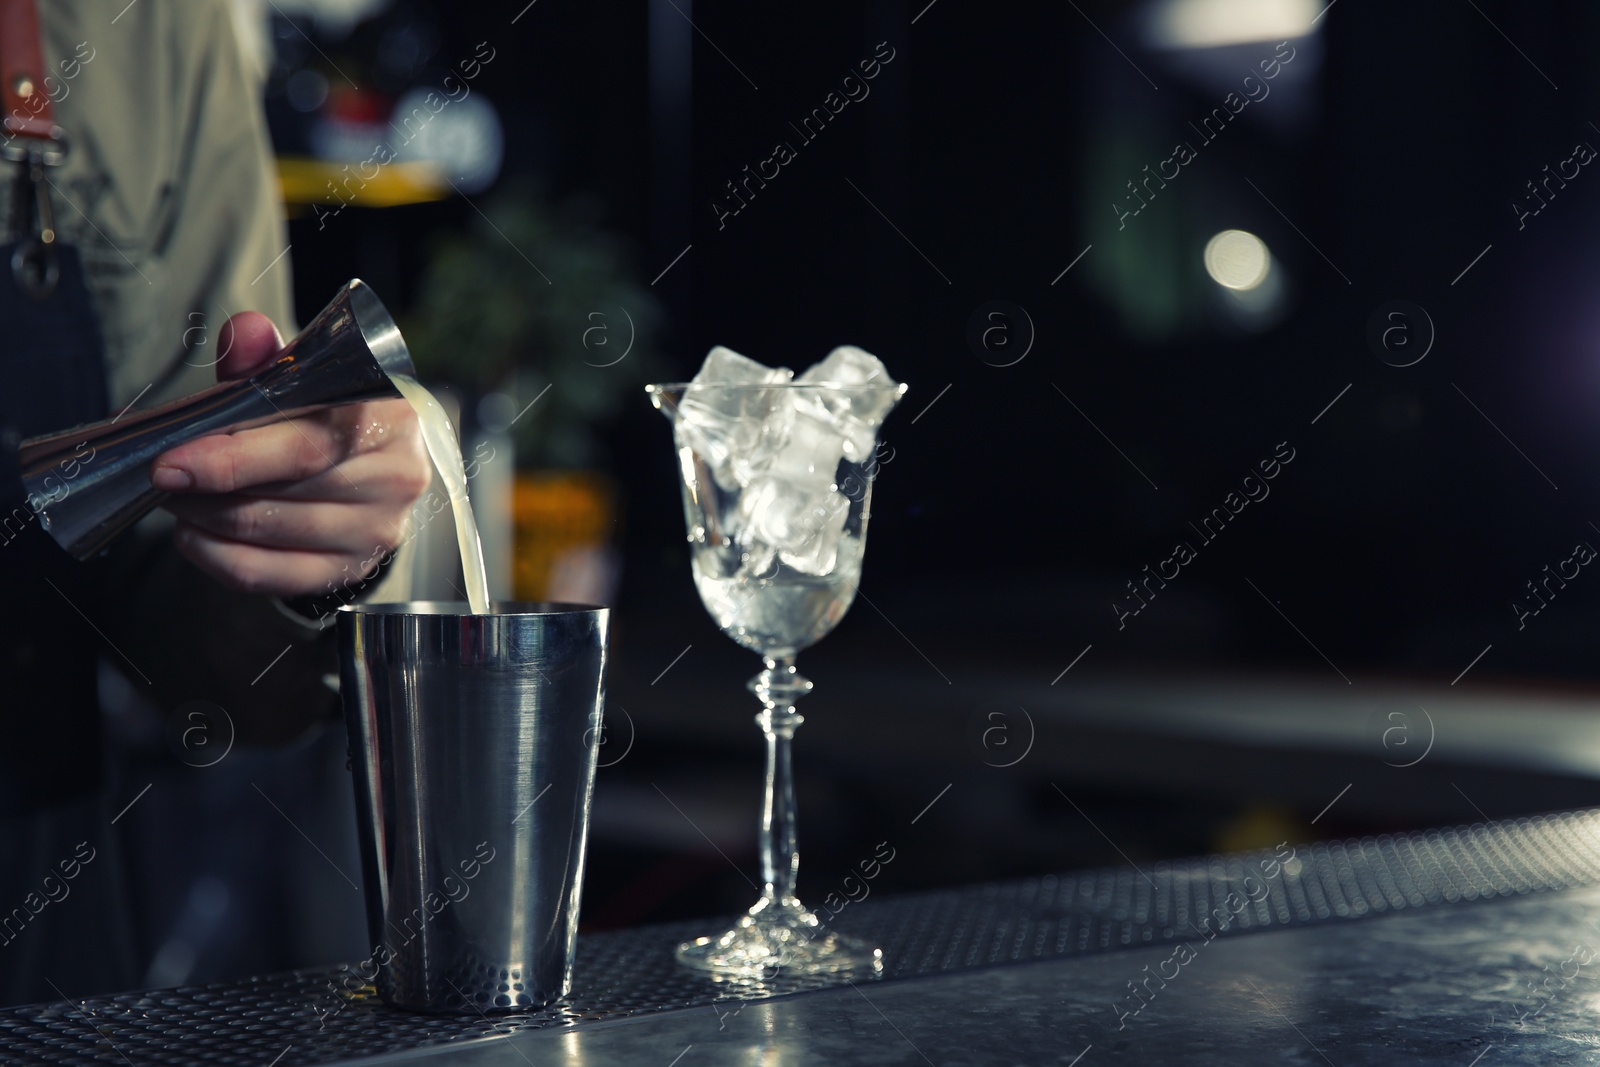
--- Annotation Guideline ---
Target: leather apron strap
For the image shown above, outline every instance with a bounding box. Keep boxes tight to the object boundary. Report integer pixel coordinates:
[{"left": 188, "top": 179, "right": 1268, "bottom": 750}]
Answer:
[{"left": 0, "top": 0, "right": 61, "bottom": 144}]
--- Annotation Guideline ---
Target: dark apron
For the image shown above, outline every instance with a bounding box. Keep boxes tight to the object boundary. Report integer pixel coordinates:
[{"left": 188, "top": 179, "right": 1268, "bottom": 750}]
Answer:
[{"left": 0, "top": 230, "right": 112, "bottom": 815}]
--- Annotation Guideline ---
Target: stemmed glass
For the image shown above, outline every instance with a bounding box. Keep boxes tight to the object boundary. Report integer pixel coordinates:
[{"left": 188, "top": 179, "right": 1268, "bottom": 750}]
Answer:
[{"left": 647, "top": 380, "right": 904, "bottom": 977}]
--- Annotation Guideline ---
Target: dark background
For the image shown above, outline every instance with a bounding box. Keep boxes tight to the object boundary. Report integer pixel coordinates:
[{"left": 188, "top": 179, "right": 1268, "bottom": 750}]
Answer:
[
  {"left": 127, "top": 0, "right": 1600, "bottom": 985},
  {"left": 289, "top": 0, "right": 1600, "bottom": 681}
]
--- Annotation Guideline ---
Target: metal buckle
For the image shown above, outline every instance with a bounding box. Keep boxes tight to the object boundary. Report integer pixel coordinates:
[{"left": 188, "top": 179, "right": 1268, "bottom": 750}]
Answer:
[{"left": 0, "top": 125, "right": 67, "bottom": 167}]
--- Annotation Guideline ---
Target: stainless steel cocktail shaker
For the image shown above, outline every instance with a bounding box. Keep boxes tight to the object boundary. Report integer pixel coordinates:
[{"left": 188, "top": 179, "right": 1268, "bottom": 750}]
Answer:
[{"left": 338, "top": 601, "right": 610, "bottom": 1012}]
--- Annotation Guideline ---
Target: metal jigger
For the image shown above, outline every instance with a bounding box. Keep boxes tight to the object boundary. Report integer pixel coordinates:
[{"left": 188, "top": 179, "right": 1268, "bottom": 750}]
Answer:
[{"left": 15, "top": 279, "right": 414, "bottom": 560}]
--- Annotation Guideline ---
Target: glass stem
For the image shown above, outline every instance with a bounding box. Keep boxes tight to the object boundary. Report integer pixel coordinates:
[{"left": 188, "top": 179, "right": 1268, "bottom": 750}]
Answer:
[{"left": 752, "top": 653, "right": 808, "bottom": 905}]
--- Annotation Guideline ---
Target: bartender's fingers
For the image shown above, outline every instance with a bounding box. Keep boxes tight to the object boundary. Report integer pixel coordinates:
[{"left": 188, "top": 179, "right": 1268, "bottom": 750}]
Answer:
[
  {"left": 152, "top": 417, "right": 349, "bottom": 493},
  {"left": 150, "top": 399, "right": 422, "bottom": 495},
  {"left": 171, "top": 521, "right": 373, "bottom": 597},
  {"left": 222, "top": 444, "right": 437, "bottom": 503},
  {"left": 215, "top": 312, "right": 285, "bottom": 381},
  {"left": 164, "top": 496, "right": 402, "bottom": 554}
]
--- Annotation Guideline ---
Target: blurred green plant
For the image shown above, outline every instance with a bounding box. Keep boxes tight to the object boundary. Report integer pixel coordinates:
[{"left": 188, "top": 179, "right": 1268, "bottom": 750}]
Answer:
[{"left": 402, "top": 182, "right": 662, "bottom": 468}]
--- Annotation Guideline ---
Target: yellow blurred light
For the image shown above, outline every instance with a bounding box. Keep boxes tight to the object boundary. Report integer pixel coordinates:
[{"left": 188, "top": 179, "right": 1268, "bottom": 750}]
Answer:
[
  {"left": 276, "top": 157, "right": 449, "bottom": 207},
  {"left": 1204, "top": 230, "right": 1272, "bottom": 290}
]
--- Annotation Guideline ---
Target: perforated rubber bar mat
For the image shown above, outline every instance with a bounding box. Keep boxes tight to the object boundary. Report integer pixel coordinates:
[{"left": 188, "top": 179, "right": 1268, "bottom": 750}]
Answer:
[{"left": 8, "top": 808, "right": 1600, "bottom": 1065}]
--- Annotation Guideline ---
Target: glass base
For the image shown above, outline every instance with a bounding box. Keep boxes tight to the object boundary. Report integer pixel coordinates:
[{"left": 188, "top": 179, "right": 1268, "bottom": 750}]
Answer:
[{"left": 675, "top": 897, "right": 883, "bottom": 978}]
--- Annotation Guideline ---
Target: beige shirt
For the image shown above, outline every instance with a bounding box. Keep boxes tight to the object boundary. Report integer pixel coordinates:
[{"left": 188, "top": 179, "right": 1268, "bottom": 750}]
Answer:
[{"left": 37, "top": 0, "right": 294, "bottom": 406}]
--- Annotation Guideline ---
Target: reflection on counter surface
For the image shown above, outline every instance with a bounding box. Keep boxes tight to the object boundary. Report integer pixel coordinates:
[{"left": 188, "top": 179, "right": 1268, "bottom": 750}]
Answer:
[{"left": 5, "top": 812, "right": 1600, "bottom": 1063}]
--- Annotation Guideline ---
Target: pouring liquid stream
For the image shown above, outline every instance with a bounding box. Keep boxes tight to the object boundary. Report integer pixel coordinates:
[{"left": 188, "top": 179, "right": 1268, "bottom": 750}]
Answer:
[{"left": 390, "top": 375, "right": 491, "bottom": 614}]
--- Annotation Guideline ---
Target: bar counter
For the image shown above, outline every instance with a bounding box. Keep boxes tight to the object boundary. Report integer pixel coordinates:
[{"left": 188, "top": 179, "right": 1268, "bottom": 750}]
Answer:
[{"left": 10, "top": 808, "right": 1600, "bottom": 1065}]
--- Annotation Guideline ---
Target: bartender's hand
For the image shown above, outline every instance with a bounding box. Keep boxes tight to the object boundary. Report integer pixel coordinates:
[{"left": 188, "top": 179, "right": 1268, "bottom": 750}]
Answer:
[{"left": 152, "top": 312, "right": 432, "bottom": 597}]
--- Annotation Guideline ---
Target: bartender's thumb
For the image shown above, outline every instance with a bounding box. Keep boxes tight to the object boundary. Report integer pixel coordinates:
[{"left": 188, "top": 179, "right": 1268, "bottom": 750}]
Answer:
[{"left": 215, "top": 312, "right": 285, "bottom": 382}]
